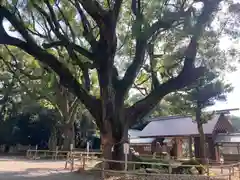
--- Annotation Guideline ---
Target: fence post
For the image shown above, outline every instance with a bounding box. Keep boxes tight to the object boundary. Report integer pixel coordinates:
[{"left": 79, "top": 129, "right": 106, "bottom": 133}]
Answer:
[
  {"left": 207, "top": 164, "right": 210, "bottom": 180},
  {"left": 168, "top": 163, "right": 172, "bottom": 180},
  {"left": 64, "top": 152, "right": 69, "bottom": 169},
  {"left": 83, "top": 156, "right": 85, "bottom": 170},
  {"left": 80, "top": 153, "right": 82, "bottom": 165},
  {"left": 70, "top": 144, "right": 73, "bottom": 171},
  {"left": 34, "top": 145, "right": 38, "bottom": 160},
  {"left": 220, "top": 165, "right": 223, "bottom": 174},
  {"left": 101, "top": 159, "right": 105, "bottom": 180},
  {"left": 71, "top": 153, "right": 75, "bottom": 172},
  {"left": 44, "top": 150, "right": 47, "bottom": 158},
  {"left": 26, "top": 147, "right": 29, "bottom": 158},
  {"left": 238, "top": 163, "right": 240, "bottom": 179},
  {"left": 86, "top": 141, "right": 89, "bottom": 163},
  {"left": 29, "top": 150, "right": 32, "bottom": 159},
  {"left": 232, "top": 165, "right": 235, "bottom": 176},
  {"left": 229, "top": 167, "right": 232, "bottom": 180},
  {"left": 55, "top": 146, "right": 58, "bottom": 160},
  {"left": 220, "top": 156, "right": 224, "bottom": 174},
  {"left": 52, "top": 150, "right": 54, "bottom": 160},
  {"left": 71, "top": 156, "right": 74, "bottom": 172}
]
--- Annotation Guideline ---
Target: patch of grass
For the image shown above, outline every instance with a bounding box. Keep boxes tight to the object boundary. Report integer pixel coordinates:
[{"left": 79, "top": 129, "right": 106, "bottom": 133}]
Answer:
[
  {"left": 134, "top": 156, "right": 170, "bottom": 170},
  {"left": 171, "top": 159, "right": 206, "bottom": 174},
  {"left": 134, "top": 157, "right": 206, "bottom": 175}
]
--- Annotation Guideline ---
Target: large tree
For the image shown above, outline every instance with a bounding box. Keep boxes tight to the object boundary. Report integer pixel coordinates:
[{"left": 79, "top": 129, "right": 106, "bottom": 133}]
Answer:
[{"left": 0, "top": 0, "right": 238, "bottom": 168}]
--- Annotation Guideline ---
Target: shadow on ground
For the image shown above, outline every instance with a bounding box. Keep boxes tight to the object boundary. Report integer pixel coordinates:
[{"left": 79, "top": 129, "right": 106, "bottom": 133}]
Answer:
[
  {"left": 0, "top": 169, "right": 99, "bottom": 180},
  {"left": 0, "top": 157, "right": 65, "bottom": 163}
]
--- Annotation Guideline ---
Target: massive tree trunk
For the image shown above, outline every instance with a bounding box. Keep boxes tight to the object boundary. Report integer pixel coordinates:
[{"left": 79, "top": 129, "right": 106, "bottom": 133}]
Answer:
[
  {"left": 98, "top": 80, "right": 128, "bottom": 170},
  {"left": 101, "top": 123, "right": 128, "bottom": 170}
]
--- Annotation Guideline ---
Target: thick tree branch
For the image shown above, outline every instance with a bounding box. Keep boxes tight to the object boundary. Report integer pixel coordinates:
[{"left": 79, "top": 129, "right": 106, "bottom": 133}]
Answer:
[
  {"left": 43, "top": 41, "right": 94, "bottom": 88},
  {"left": 127, "top": 67, "right": 205, "bottom": 125},
  {"left": 126, "top": 0, "right": 222, "bottom": 125},
  {"left": 147, "top": 43, "right": 160, "bottom": 90},
  {"left": 33, "top": 3, "right": 76, "bottom": 54},
  {"left": 44, "top": 0, "right": 62, "bottom": 33},
  {"left": 42, "top": 41, "right": 94, "bottom": 60},
  {"left": 78, "top": 0, "right": 107, "bottom": 27},
  {"left": 0, "top": 6, "right": 101, "bottom": 119},
  {"left": 73, "top": 0, "right": 98, "bottom": 49},
  {"left": 67, "top": 97, "right": 80, "bottom": 124},
  {"left": 27, "top": 12, "right": 48, "bottom": 39},
  {"left": 4, "top": 46, "right": 44, "bottom": 80},
  {"left": 119, "top": 39, "right": 147, "bottom": 97},
  {"left": 34, "top": 2, "right": 96, "bottom": 68},
  {"left": 146, "top": 20, "right": 175, "bottom": 39},
  {"left": 32, "top": 3, "right": 56, "bottom": 35},
  {"left": 145, "top": 9, "right": 187, "bottom": 40},
  {"left": 55, "top": 2, "right": 76, "bottom": 42},
  {"left": 112, "top": 0, "right": 123, "bottom": 29},
  {"left": 119, "top": 4, "right": 187, "bottom": 99},
  {"left": 34, "top": 2, "right": 97, "bottom": 79}
]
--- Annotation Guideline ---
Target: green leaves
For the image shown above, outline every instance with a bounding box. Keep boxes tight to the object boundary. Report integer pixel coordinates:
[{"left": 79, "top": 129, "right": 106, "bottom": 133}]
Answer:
[{"left": 0, "top": 0, "right": 238, "bottom": 133}]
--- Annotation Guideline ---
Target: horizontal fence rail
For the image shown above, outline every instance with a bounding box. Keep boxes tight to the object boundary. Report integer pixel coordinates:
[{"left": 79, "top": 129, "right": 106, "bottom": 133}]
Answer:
[
  {"left": 80, "top": 157, "right": 240, "bottom": 180},
  {"left": 26, "top": 149, "right": 240, "bottom": 180}
]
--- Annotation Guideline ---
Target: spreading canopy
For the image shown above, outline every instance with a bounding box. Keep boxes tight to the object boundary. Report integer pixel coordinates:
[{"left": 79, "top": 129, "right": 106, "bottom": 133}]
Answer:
[{"left": 0, "top": 0, "right": 238, "bottom": 136}]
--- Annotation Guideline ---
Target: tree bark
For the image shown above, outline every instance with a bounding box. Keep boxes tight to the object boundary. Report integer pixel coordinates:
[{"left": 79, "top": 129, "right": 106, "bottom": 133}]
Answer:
[
  {"left": 101, "top": 119, "right": 128, "bottom": 170},
  {"left": 101, "top": 138, "right": 125, "bottom": 170},
  {"left": 48, "top": 128, "right": 57, "bottom": 151},
  {"left": 197, "top": 123, "right": 207, "bottom": 163},
  {"left": 62, "top": 124, "right": 75, "bottom": 150},
  {"left": 196, "top": 105, "right": 207, "bottom": 165}
]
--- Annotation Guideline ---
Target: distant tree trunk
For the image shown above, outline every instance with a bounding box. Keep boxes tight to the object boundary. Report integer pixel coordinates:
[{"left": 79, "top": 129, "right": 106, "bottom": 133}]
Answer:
[
  {"left": 62, "top": 124, "right": 74, "bottom": 150},
  {"left": 48, "top": 127, "right": 57, "bottom": 151},
  {"left": 196, "top": 104, "right": 207, "bottom": 165}
]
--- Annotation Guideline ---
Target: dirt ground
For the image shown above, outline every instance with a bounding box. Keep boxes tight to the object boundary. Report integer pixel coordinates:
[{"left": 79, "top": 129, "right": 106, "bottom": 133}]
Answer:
[
  {"left": 0, "top": 156, "right": 97, "bottom": 180},
  {"left": 0, "top": 156, "right": 238, "bottom": 180}
]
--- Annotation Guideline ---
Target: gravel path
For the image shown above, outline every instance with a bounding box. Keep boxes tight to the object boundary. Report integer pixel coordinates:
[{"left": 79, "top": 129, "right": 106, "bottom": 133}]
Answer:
[{"left": 0, "top": 156, "right": 97, "bottom": 180}]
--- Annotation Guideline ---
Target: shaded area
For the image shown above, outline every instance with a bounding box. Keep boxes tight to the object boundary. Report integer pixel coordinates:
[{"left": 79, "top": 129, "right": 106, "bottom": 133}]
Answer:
[{"left": 0, "top": 171, "right": 98, "bottom": 180}]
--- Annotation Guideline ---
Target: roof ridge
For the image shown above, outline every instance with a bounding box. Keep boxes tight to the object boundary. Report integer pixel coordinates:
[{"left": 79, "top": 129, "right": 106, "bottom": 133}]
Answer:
[{"left": 148, "top": 115, "right": 192, "bottom": 122}]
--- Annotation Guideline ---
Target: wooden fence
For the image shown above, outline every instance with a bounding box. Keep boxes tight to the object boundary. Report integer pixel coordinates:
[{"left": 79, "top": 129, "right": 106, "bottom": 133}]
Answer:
[
  {"left": 26, "top": 149, "right": 101, "bottom": 160},
  {"left": 81, "top": 158, "right": 240, "bottom": 180},
  {"left": 26, "top": 149, "right": 240, "bottom": 180}
]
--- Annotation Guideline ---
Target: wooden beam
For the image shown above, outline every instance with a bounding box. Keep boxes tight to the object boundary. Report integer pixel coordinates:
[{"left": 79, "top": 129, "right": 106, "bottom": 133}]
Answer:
[{"left": 189, "top": 136, "right": 193, "bottom": 158}]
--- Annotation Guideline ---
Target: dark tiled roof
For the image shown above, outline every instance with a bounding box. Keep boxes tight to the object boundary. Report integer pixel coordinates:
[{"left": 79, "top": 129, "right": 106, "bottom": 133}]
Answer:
[
  {"left": 131, "top": 115, "right": 192, "bottom": 130},
  {"left": 139, "top": 115, "right": 221, "bottom": 137},
  {"left": 147, "top": 115, "right": 192, "bottom": 122},
  {"left": 128, "top": 129, "right": 141, "bottom": 137}
]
